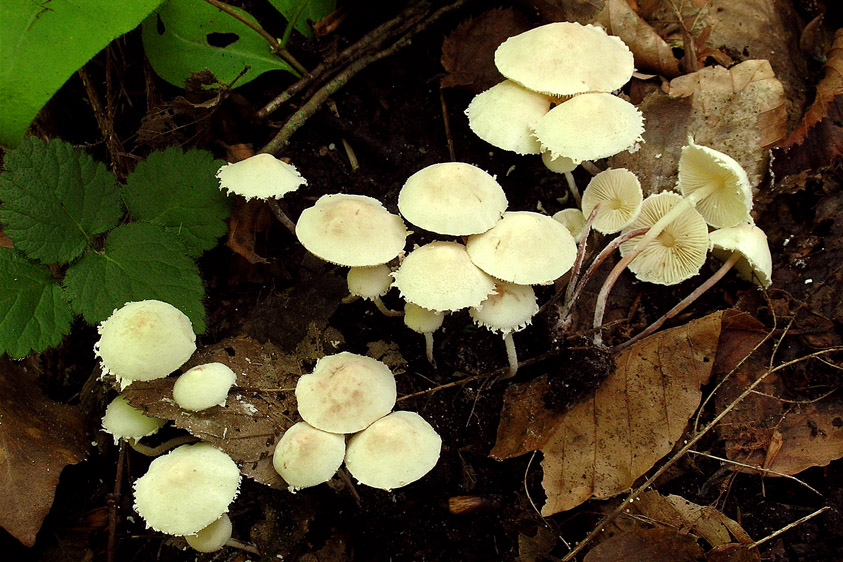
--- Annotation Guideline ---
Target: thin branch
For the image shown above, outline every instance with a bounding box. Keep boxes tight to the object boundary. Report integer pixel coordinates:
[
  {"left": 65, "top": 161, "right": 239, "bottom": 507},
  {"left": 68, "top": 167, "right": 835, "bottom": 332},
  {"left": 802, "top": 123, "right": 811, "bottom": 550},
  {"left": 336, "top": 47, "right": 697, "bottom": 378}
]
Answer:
[
  {"left": 745, "top": 506, "right": 831, "bottom": 550},
  {"left": 687, "top": 449, "right": 823, "bottom": 497}
]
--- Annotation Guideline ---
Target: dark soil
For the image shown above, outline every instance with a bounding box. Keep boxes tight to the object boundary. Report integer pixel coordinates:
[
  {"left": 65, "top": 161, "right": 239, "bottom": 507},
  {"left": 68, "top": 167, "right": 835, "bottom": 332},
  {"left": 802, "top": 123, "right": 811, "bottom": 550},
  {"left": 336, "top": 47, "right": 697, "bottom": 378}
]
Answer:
[{"left": 3, "top": 1, "right": 842, "bottom": 561}]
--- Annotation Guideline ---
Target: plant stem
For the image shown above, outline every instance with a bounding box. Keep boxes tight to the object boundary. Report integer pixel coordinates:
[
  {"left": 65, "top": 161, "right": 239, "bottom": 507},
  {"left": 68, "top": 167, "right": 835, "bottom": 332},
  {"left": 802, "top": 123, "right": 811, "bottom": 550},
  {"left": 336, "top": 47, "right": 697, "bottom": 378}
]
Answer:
[
  {"left": 423, "top": 331, "right": 436, "bottom": 368},
  {"left": 501, "top": 332, "right": 518, "bottom": 378},
  {"left": 613, "top": 250, "right": 741, "bottom": 352},
  {"left": 372, "top": 296, "right": 404, "bottom": 317},
  {"left": 564, "top": 171, "right": 581, "bottom": 208}
]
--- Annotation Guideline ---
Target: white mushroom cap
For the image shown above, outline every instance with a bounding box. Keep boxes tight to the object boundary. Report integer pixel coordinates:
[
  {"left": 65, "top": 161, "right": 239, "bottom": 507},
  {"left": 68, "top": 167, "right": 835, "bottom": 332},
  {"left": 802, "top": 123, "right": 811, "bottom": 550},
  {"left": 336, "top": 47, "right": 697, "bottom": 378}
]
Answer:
[
  {"left": 133, "top": 443, "right": 241, "bottom": 536},
  {"left": 709, "top": 223, "right": 772, "bottom": 287},
  {"left": 101, "top": 395, "right": 166, "bottom": 445},
  {"left": 404, "top": 303, "right": 445, "bottom": 334},
  {"left": 465, "top": 80, "right": 553, "bottom": 155},
  {"left": 398, "top": 163, "right": 508, "bottom": 236},
  {"left": 470, "top": 282, "right": 538, "bottom": 335},
  {"left": 173, "top": 363, "right": 237, "bottom": 411},
  {"left": 552, "top": 208, "right": 587, "bottom": 242},
  {"left": 619, "top": 192, "right": 710, "bottom": 285},
  {"left": 581, "top": 168, "right": 643, "bottom": 234},
  {"left": 272, "top": 422, "right": 346, "bottom": 491},
  {"left": 296, "top": 194, "right": 408, "bottom": 267},
  {"left": 216, "top": 154, "right": 306, "bottom": 200},
  {"left": 296, "top": 352, "right": 397, "bottom": 434},
  {"left": 391, "top": 241, "right": 496, "bottom": 311},
  {"left": 344, "top": 411, "right": 441, "bottom": 491},
  {"left": 347, "top": 265, "right": 393, "bottom": 300},
  {"left": 534, "top": 93, "right": 644, "bottom": 164},
  {"left": 466, "top": 211, "right": 577, "bottom": 285},
  {"left": 95, "top": 300, "right": 196, "bottom": 389},
  {"left": 541, "top": 151, "right": 578, "bottom": 174},
  {"left": 677, "top": 140, "right": 753, "bottom": 229},
  {"left": 185, "top": 514, "right": 232, "bottom": 553},
  {"left": 494, "top": 22, "right": 634, "bottom": 96}
]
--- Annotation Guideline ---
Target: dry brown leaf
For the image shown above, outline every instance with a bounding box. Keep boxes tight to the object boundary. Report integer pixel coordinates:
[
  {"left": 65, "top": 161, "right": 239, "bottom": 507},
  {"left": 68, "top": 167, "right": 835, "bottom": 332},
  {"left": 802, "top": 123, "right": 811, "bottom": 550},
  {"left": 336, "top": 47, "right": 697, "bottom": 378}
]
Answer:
[
  {"left": 492, "top": 310, "right": 727, "bottom": 515},
  {"left": 583, "top": 526, "right": 705, "bottom": 561},
  {"left": 594, "top": 0, "right": 681, "bottom": 77},
  {"left": 0, "top": 359, "right": 90, "bottom": 546},
  {"left": 440, "top": 8, "right": 529, "bottom": 93},
  {"left": 226, "top": 198, "right": 272, "bottom": 264}
]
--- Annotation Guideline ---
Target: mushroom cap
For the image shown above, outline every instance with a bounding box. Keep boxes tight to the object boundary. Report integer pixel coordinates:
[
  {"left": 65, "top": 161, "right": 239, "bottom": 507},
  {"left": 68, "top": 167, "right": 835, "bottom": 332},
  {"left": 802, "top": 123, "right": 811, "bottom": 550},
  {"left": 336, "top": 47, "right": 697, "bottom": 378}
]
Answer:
[
  {"left": 581, "top": 168, "right": 643, "bottom": 234},
  {"left": 392, "top": 241, "right": 496, "bottom": 311},
  {"left": 494, "top": 22, "right": 634, "bottom": 96},
  {"left": 185, "top": 514, "right": 232, "bottom": 553},
  {"left": 295, "top": 352, "right": 397, "bottom": 434},
  {"left": 347, "top": 265, "right": 393, "bottom": 300},
  {"left": 709, "top": 223, "right": 772, "bottom": 287},
  {"left": 541, "top": 151, "right": 578, "bottom": 174},
  {"left": 552, "top": 208, "right": 587, "bottom": 242},
  {"left": 403, "top": 303, "right": 446, "bottom": 334},
  {"left": 470, "top": 282, "right": 538, "bottom": 334},
  {"left": 466, "top": 211, "right": 577, "bottom": 285},
  {"left": 677, "top": 140, "right": 753, "bottom": 228},
  {"left": 465, "top": 80, "right": 553, "bottom": 155},
  {"left": 173, "top": 363, "right": 237, "bottom": 412},
  {"left": 101, "top": 395, "right": 166, "bottom": 445},
  {"left": 133, "top": 443, "right": 241, "bottom": 536},
  {"left": 95, "top": 300, "right": 196, "bottom": 389},
  {"left": 216, "top": 154, "right": 306, "bottom": 200},
  {"left": 272, "top": 421, "right": 346, "bottom": 491},
  {"left": 534, "top": 93, "right": 645, "bottom": 164},
  {"left": 398, "top": 162, "right": 508, "bottom": 236},
  {"left": 296, "top": 194, "right": 408, "bottom": 267},
  {"left": 344, "top": 411, "right": 442, "bottom": 491},
  {"left": 619, "top": 192, "right": 710, "bottom": 285}
]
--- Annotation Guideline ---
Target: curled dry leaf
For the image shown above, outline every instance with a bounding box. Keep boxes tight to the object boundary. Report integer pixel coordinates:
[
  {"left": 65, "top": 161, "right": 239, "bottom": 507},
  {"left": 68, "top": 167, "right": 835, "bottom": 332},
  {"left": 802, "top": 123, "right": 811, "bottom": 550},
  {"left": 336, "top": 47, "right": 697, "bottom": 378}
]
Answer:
[
  {"left": 0, "top": 359, "right": 90, "bottom": 546},
  {"left": 583, "top": 526, "right": 705, "bottom": 562},
  {"left": 492, "top": 310, "right": 730, "bottom": 516}
]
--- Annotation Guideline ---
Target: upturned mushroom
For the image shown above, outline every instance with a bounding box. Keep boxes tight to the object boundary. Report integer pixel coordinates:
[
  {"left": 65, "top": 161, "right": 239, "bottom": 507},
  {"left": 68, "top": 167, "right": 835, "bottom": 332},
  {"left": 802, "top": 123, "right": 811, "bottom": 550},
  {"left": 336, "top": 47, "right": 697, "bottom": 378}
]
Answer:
[
  {"left": 580, "top": 168, "right": 643, "bottom": 235},
  {"left": 101, "top": 394, "right": 167, "bottom": 445}
]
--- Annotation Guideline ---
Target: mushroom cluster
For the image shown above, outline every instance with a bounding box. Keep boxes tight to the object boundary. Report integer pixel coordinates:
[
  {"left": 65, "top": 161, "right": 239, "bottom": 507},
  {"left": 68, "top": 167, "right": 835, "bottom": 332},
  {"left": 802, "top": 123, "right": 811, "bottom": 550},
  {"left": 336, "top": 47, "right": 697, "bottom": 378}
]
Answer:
[{"left": 272, "top": 351, "right": 442, "bottom": 492}]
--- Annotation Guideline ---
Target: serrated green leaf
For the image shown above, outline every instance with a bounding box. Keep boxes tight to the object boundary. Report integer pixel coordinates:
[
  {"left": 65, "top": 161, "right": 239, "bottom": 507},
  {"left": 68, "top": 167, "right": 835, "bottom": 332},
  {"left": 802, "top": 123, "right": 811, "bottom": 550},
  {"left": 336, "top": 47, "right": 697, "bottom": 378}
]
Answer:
[
  {"left": 267, "top": 0, "right": 337, "bottom": 39},
  {"left": 0, "top": 249, "right": 73, "bottom": 358},
  {"left": 63, "top": 223, "right": 206, "bottom": 333},
  {"left": 141, "top": 0, "right": 298, "bottom": 89},
  {"left": 0, "top": 137, "right": 123, "bottom": 265},
  {"left": 123, "top": 147, "right": 231, "bottom": 257},
  {"left": 0, "top": 0, "right": 165, "bottom": 148}
]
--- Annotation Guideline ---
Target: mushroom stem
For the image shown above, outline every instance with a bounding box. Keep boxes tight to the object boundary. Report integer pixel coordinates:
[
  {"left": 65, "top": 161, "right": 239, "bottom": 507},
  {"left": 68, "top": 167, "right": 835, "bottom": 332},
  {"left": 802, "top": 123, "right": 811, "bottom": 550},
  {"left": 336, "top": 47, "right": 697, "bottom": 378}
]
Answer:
[
  {"left": 267, "top": 198, "right": 298, "bottom": 236},
  {"left": 372, "top": 296, "right": 404, "bottom": 317},
  {"left": 127, "top": 435, "right": 198, "bottom": 457},
  {"left": 592, "top": 185, "right": 715, "bottom": 345},
  {"left": 563, "top": 205, "right": 599, "bottom": 305},
  {"left": 564, "top": 171, "right": 581, "bottom": 208},
  {"left": 502, "top": 332, "right": 519, "bottom": 378},
  {"left": 423, "top": 332, "right": 436, "bottom": 368},
  {"left": 614, "top": 250, "right": 742, "bottom": 352}
]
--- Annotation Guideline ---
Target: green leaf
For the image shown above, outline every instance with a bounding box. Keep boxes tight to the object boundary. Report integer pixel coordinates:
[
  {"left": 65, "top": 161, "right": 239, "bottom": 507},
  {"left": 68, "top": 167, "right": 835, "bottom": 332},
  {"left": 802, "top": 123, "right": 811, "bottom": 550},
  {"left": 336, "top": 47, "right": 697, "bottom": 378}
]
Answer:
[
  {"left": 0, "top": 137, "right": 123, "bottom": 265},
  {"left": 141, "top": 0, "right": 298, "bottom": 89},
  {"left": 123, "top": 147, "right": 231, "bottom": 257},
  {"left": 0, "top": 249, "right": 73, "bottom": 358},
  {"left": 63, "top": 223, "right": 206, "bottom": 333},
  {"left": 0, "top": 0, "right": 165, "bottom": 148},
  {"left": 267, "top": 0, "right": 337, "bottom": 39}
]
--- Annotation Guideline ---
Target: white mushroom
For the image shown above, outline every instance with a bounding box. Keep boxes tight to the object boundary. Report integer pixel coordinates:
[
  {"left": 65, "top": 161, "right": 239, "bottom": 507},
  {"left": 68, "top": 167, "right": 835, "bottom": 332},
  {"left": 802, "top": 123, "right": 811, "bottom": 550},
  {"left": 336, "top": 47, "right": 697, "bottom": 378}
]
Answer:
[
  {"left": 465, "top": 80, "right": 552, "bottom": 155},
  {"left": 101, "top": 395, "right": 166, "bottom": 445},
  {"left": 216, "top": 154, "right": 306, "bottom": 201},
  {"left": 272, "top": 421, "right": 346, "bottom": 491},
  {"left": 173, "top": 363, "right": 237, "bottom": 411},
  {"left": 185, "top": 514, "right": 232, "bottom": 553}
]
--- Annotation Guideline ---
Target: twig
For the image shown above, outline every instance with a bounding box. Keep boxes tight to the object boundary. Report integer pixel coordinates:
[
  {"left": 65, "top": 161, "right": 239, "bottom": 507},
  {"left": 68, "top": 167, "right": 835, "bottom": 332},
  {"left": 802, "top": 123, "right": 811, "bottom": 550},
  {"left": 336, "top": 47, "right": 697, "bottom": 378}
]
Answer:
[
  {"left": 260, "top": 1, "right": 467, "bottom": 154},
  {"left": 745, "top": 506, "right": 831, "bottom": 550},
  {"left": 106, "top": 442, "right": 126, "bottom": 562},
  {"left": 128, "top": 435, "right": 199, "bottom": 456},
  {"left": 396, "top": 372, "right": 491, "bottom": 402},
  {"left": 200, "top": 0, "right": 307, "bottom": 74}
]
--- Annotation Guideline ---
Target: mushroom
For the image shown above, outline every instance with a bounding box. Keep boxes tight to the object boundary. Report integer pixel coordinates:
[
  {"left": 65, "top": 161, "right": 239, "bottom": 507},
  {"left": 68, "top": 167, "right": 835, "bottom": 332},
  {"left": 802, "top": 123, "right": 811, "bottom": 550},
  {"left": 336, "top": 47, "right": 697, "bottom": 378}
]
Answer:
[
  {"left": 345, "top": 264, "right": 402, "bottom": 317},
  {"left": 465, "top": 211, "right": 577, "bottom": 285},
  {"left": 172, "top": 362, "right": 237, "bottom": 412},
  {"left": 272, "top": 421, "right": 346, "bottom": 491},
  {"left": 469, "top": 282, "right": 539, "bottom": 377},
  {"left": 397, "top": 162, "right": 508, "bottom": 236},
  {"left": 616, "top": 223, "right": 771, "bottom": 350},
  {"left": 465, "top": 80, "right": 552, "bottom": 155},
  {"left": 296, "top": 193, "right": 408, "bottom": 267},
  {"left": 534, "top": 93, "right": 645, "bottom": 165},
  {"left": 494, "top": 22, "right": 634, "bottom": 97},
  {"left": 344, "top": 411, "right": 442, "bottom": 491},
  {"left": 185, "top": 514, "right": 232, "bottom": 553},
  {"left": 542, "top": 151, "right": 582, "bottom": 208},
  {"left": 133, "top": 442, "right": 241, "bottom": 536},
  {"left": 95, "top": 300, "right": 196, "bottom": 389},
  {"left": 580, "top": 168, "right": 643, "bottom": 235},
  {"left": 392, "top": 241, "right": 496, "bottom": 312},
  {"left": 101, "top": 394, "right": 166, "bottom": 445},
  {"left": 295, "top": 352, "right": 397, "bottom": 434},
  {"left": 403, "top": 302, "right": 446, "bottom": 367},
  {"left": 552, "top": 208, "right": 587, "bottom": 243}
]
